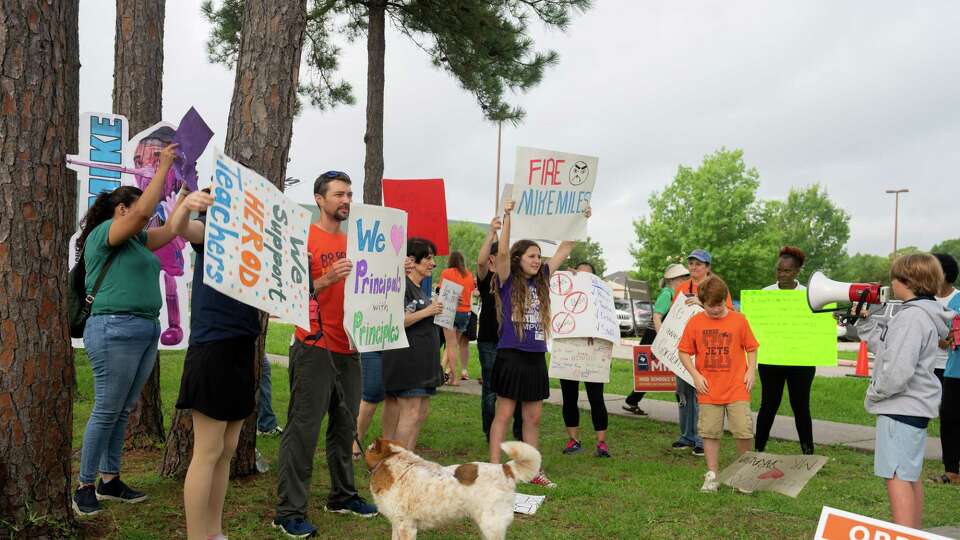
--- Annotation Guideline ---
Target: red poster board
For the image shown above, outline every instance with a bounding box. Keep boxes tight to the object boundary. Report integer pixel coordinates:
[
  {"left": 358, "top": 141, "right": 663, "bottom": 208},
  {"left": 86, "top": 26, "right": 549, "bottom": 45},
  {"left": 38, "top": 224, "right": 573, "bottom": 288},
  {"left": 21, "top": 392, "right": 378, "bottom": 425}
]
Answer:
[
  {"left": 633, "top": 345, "right": 677, "bottom": 392},
  {"left": 382, "top": 178, "right": 449, "bottom": 255}
]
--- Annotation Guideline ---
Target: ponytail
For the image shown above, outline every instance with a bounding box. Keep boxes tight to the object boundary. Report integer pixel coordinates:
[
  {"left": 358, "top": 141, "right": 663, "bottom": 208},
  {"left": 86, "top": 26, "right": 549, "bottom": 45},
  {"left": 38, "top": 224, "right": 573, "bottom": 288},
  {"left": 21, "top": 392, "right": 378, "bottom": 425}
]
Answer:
[{"left": 76, "top": 186, "right": 142, "bottom": 255}]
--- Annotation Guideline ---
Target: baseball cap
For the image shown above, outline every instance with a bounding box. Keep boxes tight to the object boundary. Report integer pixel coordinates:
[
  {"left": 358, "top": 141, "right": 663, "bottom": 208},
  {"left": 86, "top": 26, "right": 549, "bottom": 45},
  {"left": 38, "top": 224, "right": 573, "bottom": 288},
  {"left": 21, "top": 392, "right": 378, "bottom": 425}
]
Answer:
[
  {"left": 687, "top": 249, "right": 712, "bottom": 265},
  {"left": 663, "top": 263, "right": 689, "bottom": 280}
]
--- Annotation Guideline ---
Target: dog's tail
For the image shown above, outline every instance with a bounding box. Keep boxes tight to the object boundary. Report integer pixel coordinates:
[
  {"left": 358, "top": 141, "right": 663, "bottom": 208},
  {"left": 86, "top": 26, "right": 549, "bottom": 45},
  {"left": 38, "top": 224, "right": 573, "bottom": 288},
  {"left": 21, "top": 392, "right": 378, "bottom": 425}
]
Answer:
[{"left": 501, "top": 441, "right": 541, "bottom": 483}]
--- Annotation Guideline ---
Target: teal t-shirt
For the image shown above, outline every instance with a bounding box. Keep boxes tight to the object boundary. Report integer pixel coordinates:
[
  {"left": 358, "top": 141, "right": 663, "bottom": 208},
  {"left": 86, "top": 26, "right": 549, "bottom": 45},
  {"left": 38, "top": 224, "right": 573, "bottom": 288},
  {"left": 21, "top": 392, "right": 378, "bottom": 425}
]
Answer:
[
  {"left": 945, "top": 293, "right": 960, "bottom": 379},
  {"left": 653, "top": 287, "right": 674, "bottom": 316},
  {"left": 84, "top": 219, "right": 162, "bottom": 320}
]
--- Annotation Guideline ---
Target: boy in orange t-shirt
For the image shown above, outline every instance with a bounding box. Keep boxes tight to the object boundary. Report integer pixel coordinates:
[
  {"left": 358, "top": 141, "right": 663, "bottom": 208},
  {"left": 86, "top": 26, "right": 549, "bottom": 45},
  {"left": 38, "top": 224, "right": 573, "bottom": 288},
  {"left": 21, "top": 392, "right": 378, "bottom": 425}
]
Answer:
[{"left": 678, "top": 276, "right": 759, "bottom": 493}]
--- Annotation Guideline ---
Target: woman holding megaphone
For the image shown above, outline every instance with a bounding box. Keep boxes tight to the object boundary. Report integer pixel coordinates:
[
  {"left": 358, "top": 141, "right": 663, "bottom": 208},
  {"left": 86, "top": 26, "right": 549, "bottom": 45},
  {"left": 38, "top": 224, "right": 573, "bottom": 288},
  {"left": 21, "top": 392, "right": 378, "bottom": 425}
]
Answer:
[{"left": 754, "top": 246, "right": 816, "bottom": 455}]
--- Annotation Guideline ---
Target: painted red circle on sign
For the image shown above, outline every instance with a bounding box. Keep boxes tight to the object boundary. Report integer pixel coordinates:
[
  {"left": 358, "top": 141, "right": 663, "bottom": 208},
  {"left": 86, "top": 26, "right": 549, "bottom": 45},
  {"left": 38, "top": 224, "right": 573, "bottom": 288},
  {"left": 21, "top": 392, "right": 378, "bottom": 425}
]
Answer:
[
  {"left": 550, "top": 273, "right": 573, "bottom": 296},
  {"left": 552, "top": 312, "right": 576, "bottom": 334},
  {"left": 563, "top": 291, "right": 588, "bottom": 314}
]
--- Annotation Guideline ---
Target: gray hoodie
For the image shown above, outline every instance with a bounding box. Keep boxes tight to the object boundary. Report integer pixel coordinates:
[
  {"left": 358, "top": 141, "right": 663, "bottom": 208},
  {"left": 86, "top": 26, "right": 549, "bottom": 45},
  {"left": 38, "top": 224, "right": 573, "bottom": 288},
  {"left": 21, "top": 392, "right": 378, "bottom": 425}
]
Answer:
[{"left": 856, "top": 298, "right": 952, "bottom": 418}]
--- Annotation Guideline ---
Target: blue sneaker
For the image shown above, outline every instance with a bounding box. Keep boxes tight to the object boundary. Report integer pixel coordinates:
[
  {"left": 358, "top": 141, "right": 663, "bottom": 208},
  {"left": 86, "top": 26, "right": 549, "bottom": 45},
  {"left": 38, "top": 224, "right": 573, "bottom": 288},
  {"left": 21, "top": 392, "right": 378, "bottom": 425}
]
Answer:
[
  {"left": 324, "top": 495, "right": 378, "bottom": 518},
  {"left": 272, "top": 516, "right": 316, "bottom": 538}
]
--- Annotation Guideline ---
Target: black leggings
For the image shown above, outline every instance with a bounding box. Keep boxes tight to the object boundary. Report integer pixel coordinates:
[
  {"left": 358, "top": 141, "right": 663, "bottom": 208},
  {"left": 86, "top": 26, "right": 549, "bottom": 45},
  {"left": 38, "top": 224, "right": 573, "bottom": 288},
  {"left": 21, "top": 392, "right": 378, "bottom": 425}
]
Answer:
[
  {"left": 560, "top": 379, "right": 608, "bottom": 431},
  {"left": 937, "top": 369, "right": 960, "bottom": 474},
  {"left": 754, "top": 364, "right": 816, "bottom": 454}
]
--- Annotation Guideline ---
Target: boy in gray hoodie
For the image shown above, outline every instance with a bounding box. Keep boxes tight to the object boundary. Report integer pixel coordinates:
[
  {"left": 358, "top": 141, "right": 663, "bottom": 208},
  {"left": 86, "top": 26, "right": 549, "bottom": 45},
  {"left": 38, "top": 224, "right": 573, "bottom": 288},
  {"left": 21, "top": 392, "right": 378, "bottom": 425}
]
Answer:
[{"left": 855, "top": 253, "right": 953, "bottom": 528}]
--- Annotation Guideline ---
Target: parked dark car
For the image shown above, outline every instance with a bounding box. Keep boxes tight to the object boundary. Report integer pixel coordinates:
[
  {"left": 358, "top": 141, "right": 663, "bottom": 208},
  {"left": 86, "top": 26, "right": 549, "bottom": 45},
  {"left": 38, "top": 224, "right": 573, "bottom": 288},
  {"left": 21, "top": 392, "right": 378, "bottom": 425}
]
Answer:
[{"left": 615, "top": 298, "right": 653, "bottom": 336}]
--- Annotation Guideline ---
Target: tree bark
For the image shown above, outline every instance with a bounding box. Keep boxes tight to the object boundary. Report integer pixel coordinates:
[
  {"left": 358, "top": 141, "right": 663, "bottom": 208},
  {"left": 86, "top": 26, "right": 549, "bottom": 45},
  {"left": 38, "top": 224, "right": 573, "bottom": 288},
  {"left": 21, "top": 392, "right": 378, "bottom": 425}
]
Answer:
[
  {"left": 161, "top": 0, "right": 307, "bottom": 479},
  {"left": 0, "top": 1, "right": 80, "bottom": 537},
  {"left": 362, "top": 0, "right": 386, "bottom": 205},
  {"left": 112, "top": 0, "right": 168, "bottom": 450}
]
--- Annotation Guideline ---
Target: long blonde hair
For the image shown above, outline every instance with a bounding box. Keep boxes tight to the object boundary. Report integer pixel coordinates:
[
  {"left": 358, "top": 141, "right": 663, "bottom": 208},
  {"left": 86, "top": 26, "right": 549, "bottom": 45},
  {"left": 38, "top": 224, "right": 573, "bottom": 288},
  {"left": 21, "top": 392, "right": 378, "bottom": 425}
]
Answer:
[{"left": 493, "top": 240, "right": 551, "bottom": 341}]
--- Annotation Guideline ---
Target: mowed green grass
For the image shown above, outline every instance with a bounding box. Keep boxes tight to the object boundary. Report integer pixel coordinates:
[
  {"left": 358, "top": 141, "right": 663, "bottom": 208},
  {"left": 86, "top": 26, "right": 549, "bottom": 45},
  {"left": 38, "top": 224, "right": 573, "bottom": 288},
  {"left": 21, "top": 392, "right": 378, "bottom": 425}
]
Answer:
[{"left": 71, "top": 349, "right": 959, "bottom": 539}]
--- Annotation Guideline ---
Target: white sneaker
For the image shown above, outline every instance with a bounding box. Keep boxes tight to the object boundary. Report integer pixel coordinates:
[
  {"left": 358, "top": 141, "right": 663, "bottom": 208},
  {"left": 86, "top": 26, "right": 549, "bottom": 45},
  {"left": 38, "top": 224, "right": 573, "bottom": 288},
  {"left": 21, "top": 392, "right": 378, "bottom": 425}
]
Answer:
[{"left": 700, "top": 471, "right": 719, "bottom": 493}]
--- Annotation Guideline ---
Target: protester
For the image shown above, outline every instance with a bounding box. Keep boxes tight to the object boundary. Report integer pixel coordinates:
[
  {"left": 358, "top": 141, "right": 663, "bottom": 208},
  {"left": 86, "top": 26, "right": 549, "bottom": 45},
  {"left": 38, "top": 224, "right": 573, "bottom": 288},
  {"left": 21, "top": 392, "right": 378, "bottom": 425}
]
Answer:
[
  {"left": 488, "top": 200, "right": 586, "bottom": 488},
  {"left": 559, "top": 262, "right": 611, "bottom": 458},
  {"left": 168, "top": 189, "right": 260, "bottom": 540},
  {"left": 381, "top": 238, "right": 445, "bottom": 450},
  {"left": 931, "top": 253, "right": 960, "bottom": 485},
  {"left": 440, "top": 251, "right": 476, "bottom": 385},
  {"left": 273, "top": 171, "right": 376, "bottom": 539},
  {"left": 623, "top": 263, "right": 689, "bottom": 416},
  {"left": 677, "top": 276, "right": 759, "bottom": 493},
  {"left": 854, "top": 253, "right": 952, "bottom": 527},
  {"left": 475, "top": 218, "right": 524, "bottom": 442},
  {"left": 754, "top": 246, "right": 816, "bottom": 455},
  {"left": 257, "top": 355, "right": 284, "bottom": 437}
]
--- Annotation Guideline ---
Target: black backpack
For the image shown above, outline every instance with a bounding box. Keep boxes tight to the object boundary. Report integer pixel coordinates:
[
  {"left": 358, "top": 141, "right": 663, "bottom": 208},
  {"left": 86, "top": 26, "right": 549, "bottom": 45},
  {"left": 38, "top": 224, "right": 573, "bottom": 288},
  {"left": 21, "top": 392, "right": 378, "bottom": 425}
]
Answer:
[{"left": 68, "top": 248, "right": 118, "bottom": 338}]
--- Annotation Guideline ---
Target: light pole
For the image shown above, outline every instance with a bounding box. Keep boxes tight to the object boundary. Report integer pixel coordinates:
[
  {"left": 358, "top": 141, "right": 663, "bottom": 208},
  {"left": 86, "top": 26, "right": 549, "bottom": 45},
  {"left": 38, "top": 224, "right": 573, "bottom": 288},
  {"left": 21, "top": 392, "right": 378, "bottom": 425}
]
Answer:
[{"left": 885, "top": 188, "right": 909, "bottom": 257}]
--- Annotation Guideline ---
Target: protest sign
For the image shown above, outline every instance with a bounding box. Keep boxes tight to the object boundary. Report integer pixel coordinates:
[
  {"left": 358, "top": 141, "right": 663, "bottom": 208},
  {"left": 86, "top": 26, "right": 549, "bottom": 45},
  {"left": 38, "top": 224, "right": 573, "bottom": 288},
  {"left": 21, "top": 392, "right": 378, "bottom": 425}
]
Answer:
[
  {"left": 171, "top": 106, "right": 213, "bottom": 192},
  {"left": 740, "top": 290, "right": 837, "bottom": 366},
  {"left": 434, "top": 279, "right": 463, "bottom": 330},
  {"left": 343, "top": 203, "right": 409, "bottom": 352},
  {"left": 382, "top": 178, "right": 450, "bottom": 255},
  {"left": 509, "top": 146, "right": 598, "bottom": 242},
  {"left": 548, "top": 270, "right": 619, "bottom": 343},
  {"left": 497, "top": 184, "right": 513, "bottom": 217},
  {"left": 513, "top": 494, "right": 546, "bottom": 515},
  {"left": 718, "top": 451, "right": 827, "bottom": 497},
  {"left": 814, "top": 506, "right": 951, "bottom": 540},
  {"left": 650, "top": 293, "right": 702, "bottom": 386},
  {"left": 548, "top": 338, "right": 613, "bottom": 383},
  {"left": 632, "top": 345, "right": 677, "bottom": 392},
  {"left": 202, "top": 149, "right": 311, "bottom": 329}
]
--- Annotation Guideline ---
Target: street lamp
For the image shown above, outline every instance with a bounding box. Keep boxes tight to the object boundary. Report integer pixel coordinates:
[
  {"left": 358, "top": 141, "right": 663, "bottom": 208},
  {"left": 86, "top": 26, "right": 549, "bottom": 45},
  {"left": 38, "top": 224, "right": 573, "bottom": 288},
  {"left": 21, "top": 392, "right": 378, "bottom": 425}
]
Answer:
[{"left": 885, "top": 188, "right": 909, "bottom": 257}]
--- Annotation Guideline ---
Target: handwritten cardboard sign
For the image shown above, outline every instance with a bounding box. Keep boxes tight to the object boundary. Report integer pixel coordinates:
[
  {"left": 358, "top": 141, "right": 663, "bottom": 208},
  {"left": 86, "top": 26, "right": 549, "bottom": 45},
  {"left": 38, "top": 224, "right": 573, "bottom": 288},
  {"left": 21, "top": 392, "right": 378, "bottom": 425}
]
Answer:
[
  {"left": 718, "top": 451, "right": 828, "bottom": 498},
  {"left": 202, "top": 149, "right": 311, "bottom": 328},
  {"left": 509, "top": 146, "right": 598, "bottom": 242},
  {"left": 633, "top": 345, "right": 678, "bottom": 392},
  {"left": 814, "top": 506, "right": 951, "bottom": 540},
  {"left": 740, "top": 290, "right": 837, "bottom": 366},
  {"left": 548, "top": 338, "right": 613, "bottom": 383},
  {"left": 548, "top": 270, "right": 619, "bottom": 343},
  {"left": 650, "top": 293, "right": 702, "bottom": 386},
  {"left": 434, "top": 279, "right": 463, "bottom": 330},
  {"left": 382, "top": 178, "right": 449, "bottom": 255},
  {"left": 343, "top": 203, "right": 409, "bottom": 352},
  {"left": 513, "top": 494, "right": 546, "bottom": 515}
]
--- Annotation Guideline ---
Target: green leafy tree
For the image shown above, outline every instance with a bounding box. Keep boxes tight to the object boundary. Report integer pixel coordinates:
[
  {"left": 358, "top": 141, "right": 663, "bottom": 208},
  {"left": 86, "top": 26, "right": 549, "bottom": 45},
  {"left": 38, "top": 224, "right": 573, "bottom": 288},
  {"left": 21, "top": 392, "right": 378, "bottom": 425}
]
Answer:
[
  {"left": 931, "top": 238, "right": 960, "bottom": 275},
  {"left": 763, "top": 184, "right": 850, "bottom": 283},
  {"left": 433, "top": 221, "right": 487, "bottom": 283},
  {"left": 630, "top": 149, "right": 777, "bottom": 298},
  {"left": 832, "top": 253, "right": 892, "bottom": 284},
  {"left": 566, "top": 236, "right": 607, "bottom": 276},
  {"left": 202, "top": 0, "right": 592, "bottom": 203}
]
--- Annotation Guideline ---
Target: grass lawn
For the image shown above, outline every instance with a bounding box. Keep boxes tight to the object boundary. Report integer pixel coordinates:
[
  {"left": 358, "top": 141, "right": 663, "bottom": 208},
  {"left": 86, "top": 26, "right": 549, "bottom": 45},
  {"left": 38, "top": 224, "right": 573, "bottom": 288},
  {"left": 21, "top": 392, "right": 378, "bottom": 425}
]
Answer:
[{"left": 71, "top": 348, "right": 959, "bottom": 539}]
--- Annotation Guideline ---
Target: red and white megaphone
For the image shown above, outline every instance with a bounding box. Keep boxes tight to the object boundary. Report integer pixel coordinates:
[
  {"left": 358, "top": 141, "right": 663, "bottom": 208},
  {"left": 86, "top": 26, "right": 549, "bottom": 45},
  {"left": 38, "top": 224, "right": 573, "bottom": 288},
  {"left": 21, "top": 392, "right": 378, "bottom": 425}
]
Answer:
[{"left": 807, "top": 271, "right": 891, "bottom": 313}]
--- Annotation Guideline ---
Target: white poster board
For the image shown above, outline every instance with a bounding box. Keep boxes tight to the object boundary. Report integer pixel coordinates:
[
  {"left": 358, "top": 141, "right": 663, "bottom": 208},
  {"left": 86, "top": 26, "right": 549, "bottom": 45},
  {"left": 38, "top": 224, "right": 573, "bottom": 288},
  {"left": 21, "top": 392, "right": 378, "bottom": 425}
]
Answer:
[
  {"left": 513, "top": 494, "right": 546, "bottom": 515},
  {"left": 814, "top": 506, "right": 951, "bottom": 540},
  {"left": 548, "top": 338, "right": 613, "bottom": 383},
  {"left": 434, "top": 279, "right": 463, "bottom": 330},
  {"left": 343, "top": 204, "right": 409, "bottom": 352},
  {"left": 650, "top": 293, "right": 702, "bottom": 386},
  {"left": 202, "top": 149, "right": 311, "bottom": 328},
  {"left": 510, "top": 146, "right": 598, "bottom": 242},
  {"left": 548, "top": 271, "right": 619, "bottom": 343},
  {"left": 718, "top": 452, "right": 828, "bottom": 498}
]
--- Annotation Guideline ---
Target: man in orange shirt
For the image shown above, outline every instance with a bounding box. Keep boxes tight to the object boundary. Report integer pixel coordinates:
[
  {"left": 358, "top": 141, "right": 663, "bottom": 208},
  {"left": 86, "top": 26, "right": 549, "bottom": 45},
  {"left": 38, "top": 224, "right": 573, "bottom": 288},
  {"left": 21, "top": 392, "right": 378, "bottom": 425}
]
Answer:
[
  {"left": 274, "top": 172, "right": 377, "bottom": 538},
  {"left": 678, "top": 276, "right": 758, "bottom": 494}
]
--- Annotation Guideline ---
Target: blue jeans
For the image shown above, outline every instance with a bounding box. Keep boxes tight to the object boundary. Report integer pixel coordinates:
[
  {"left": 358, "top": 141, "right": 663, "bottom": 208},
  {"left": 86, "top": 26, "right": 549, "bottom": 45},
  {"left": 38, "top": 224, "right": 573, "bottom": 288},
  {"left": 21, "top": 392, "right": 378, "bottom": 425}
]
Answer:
[
  {"left": 477, "top": 342, "right": 523, "bottom": 440},
  {"left": 675, "top": 376, "right": 702, "bottom": 447},
  {"left": 79, "top": 314, "right": 160, "bottom": 484},
  {"left": 258, "top": 355, "right": 278, "bottom": 432},
  {"left": 359, "top": 351, "right": 385, "bottom": 404}
]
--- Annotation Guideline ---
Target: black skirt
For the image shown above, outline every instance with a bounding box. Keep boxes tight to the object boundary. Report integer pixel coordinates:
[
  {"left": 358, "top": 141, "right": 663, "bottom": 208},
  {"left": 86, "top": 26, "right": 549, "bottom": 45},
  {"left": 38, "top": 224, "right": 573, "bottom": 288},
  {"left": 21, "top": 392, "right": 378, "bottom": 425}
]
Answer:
[
  {"left": 491, "top": 348, "right": 549, "bottom": 402},
  {"left": 175, "top": 335, "right": 257, "bottom": 421}
]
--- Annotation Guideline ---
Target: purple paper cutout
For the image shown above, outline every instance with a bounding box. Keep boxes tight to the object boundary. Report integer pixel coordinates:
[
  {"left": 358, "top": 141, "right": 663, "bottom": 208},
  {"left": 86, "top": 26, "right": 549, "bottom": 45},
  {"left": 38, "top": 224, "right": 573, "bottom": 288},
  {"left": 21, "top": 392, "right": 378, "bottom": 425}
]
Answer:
[{"left": 171, "top": 107, "right": 214, "bottom": 192}]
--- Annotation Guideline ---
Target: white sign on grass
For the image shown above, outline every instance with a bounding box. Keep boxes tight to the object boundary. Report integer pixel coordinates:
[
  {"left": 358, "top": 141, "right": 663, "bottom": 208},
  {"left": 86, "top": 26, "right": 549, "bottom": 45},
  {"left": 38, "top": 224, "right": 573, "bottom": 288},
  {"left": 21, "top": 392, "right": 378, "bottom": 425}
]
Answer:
[
  {"left": 718, "top": 452, "right": 828, "bottom": 498},
  {"left": 548, "top": 338, "right": 613, "bottom": 383},
  {"left": 650, "top": 293, "right": 703, "bottom": 386},
  {"left": 510, "top": 146, "right": 598, "bottom": 242},
  {"left": 434, "top": 279, "right": 463, "bottom": 330},
  {"left": 343, "top": 203, "right": 409, "bottom": 352},
  {"left": 548, "top": 270, "right": 619, "bottom": 343},
  {"left": 202, "top": 149, "right": 311, "bottom": 328}
]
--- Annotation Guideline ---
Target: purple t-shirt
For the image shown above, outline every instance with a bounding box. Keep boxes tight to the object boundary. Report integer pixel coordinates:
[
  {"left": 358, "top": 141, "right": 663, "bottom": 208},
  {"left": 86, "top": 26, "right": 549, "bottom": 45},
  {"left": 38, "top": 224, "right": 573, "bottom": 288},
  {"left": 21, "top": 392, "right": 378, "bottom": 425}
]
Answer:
[{"left": 496, "top": 265, "right": 550, "bottom": 353}]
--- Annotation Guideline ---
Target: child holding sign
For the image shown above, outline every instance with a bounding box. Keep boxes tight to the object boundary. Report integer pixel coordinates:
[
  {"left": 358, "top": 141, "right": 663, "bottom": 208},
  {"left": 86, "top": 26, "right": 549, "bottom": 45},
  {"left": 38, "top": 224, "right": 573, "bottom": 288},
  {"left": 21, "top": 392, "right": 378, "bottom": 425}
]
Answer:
[{"left": 677, "top": 277, "right": 759, "bottom": 493}]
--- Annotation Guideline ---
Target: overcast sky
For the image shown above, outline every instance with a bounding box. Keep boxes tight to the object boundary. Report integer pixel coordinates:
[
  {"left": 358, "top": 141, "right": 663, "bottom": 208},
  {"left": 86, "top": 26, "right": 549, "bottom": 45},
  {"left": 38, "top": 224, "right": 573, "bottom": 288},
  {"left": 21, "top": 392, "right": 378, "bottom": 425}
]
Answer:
[{"left": 78, "top": 1, "right": 960, "bottom": 273}]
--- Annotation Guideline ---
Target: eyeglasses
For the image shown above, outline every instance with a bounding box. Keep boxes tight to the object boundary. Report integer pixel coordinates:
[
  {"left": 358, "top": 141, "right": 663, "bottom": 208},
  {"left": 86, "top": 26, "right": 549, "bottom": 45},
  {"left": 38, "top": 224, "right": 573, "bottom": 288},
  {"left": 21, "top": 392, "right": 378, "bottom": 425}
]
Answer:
[{"left": 322, "top": 170, "right": 350, "bottom": 181}]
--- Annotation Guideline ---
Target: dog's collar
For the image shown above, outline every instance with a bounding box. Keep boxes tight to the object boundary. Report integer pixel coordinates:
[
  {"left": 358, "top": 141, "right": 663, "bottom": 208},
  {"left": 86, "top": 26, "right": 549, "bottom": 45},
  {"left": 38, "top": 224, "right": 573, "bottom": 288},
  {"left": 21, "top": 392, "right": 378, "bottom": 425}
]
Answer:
[{"left": 368, "top": 459, "right": 417, "bottom": 483}]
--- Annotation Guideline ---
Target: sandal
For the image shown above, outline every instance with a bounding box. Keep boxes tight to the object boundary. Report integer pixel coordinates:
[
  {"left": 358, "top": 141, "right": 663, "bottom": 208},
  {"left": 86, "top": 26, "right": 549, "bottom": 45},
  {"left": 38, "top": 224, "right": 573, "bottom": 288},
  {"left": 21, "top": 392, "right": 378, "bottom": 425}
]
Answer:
[
  {"left": 622, "top": 404, "right": 647, "bottom": 416},
  {"left": 929, "top": 473, "right": 959, "bottom": 485},
  {"left": 460, "top": 372, "right": 470, "bottom": 381}
]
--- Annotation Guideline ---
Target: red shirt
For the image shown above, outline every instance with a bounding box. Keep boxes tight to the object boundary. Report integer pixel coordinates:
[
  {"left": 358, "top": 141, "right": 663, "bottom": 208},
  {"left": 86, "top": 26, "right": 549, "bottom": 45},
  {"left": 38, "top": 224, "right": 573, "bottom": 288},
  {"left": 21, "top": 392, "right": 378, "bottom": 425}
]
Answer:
[
  {"left": 440, "top": 268, "right": 476, "bottom": 312},
  {"left": 678, "top": 311, "right": 759, "bottom": 404},
  {"left": 294, "top": 224, "right": 354, "bottom": 354}
]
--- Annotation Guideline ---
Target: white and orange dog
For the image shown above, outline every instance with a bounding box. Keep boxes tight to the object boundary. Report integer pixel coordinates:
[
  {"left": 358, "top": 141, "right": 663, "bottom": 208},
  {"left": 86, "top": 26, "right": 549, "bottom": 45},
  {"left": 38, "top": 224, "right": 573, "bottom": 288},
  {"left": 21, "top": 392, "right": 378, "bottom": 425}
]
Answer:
[{"left": 365, "top": 438, "right": 541, "bottom": 540}]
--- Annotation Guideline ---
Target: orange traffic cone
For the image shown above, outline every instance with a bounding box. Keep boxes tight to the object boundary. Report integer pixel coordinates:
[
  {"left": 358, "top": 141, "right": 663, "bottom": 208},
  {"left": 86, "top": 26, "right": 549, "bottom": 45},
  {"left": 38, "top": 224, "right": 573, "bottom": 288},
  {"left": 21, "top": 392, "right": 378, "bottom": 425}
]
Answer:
[{"left": 853, "top": 341, "right": 870, "bottom": 377}]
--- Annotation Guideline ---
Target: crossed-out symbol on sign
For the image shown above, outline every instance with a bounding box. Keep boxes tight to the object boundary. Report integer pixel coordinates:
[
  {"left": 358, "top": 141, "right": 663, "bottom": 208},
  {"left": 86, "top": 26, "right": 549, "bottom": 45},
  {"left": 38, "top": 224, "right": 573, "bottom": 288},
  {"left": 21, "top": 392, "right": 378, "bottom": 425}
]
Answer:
[
  {"left": 551, "top": 272, "right": 590, "bottom": 336},
  {"left": 552, "top": 311, "right": 576, "bottom": 334}
]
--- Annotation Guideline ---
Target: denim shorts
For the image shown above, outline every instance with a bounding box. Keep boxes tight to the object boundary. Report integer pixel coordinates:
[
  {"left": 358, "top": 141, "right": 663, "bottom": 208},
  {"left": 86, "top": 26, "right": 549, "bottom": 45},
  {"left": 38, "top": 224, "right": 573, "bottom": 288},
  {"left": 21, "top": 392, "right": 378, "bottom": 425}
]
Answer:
[
  {"left": 453, "top": 311, "right": 470, "bottom": 333},
  {"left": 874, "top": 414, "right": 926, "bottom": 481},
  {"left": 360, "top": 351, "right": 385, "bottom": 403},
  {"left": 390, "top": 386, "right": 438, "bottom": 398}
]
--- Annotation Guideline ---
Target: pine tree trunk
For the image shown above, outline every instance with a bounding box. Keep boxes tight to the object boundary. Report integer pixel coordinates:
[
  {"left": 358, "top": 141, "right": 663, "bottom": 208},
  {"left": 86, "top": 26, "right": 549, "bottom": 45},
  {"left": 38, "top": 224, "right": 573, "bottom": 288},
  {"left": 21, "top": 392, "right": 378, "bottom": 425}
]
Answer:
[
  {"left": 158, "top": 407, "right": 193, "bottom": 478},
  {"left": 363, "top": 0, "right": 386, "bottom": 205},
  {"left": 160, "top": 0, "right": 307, "bottom": 479},
  {"left": 0, "top": 1, "right": 80, "bottom": 537},
  {"left": 113, "top": 0, "right": 168, "bottom": 450}
]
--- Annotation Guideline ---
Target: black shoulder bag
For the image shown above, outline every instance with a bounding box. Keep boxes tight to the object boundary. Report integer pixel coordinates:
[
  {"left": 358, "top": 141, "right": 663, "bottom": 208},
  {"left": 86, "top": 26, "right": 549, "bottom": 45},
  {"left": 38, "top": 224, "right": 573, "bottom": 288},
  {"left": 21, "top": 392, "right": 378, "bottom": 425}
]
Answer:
[{"left": 69, "top": 249, "right": 119, "bottom": 338}]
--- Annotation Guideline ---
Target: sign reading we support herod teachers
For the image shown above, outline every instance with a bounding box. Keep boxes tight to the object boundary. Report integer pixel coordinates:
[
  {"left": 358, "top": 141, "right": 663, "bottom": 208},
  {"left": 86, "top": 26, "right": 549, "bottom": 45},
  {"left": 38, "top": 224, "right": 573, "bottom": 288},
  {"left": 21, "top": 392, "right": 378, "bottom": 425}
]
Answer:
[
  {"left": 510, "top": 146, "right": 598, "bottom": 242},
  {"left": 202, "top": 149, "right": 311, "bottom": 329},
  {"left": 343, "top": 204, "right": 410, "bottom": 353}
]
